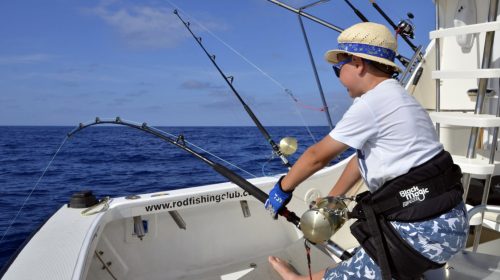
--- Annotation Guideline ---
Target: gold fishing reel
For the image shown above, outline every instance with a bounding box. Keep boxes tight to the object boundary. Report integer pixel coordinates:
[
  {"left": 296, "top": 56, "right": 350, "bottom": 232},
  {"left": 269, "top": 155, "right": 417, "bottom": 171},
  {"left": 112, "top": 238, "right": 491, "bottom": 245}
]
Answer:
[
  {"left": 300, "top": 196, "right": 348, "bottom": 244},
  {"left": 279, "top": 137, "right": 298, "bottom": 156}
]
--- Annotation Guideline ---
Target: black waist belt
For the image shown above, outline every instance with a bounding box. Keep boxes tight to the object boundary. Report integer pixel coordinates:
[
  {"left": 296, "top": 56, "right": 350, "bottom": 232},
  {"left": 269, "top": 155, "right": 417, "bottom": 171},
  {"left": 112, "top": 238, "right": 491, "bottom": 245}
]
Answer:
[{"left": 349, "top": 150, "right": 464, "bottom": 280}]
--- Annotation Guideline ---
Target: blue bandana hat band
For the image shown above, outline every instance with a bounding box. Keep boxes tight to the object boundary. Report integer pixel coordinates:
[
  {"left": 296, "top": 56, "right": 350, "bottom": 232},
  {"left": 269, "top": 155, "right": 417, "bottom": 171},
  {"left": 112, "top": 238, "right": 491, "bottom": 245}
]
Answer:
[{"left": 337, "top": 43, "right": 395, "bottom": 62}]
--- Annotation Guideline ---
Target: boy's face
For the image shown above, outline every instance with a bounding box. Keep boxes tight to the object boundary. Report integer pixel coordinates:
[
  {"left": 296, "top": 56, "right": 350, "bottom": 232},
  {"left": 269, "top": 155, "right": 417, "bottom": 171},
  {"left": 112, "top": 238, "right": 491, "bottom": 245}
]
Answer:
[{"left": 336, "top": 54, "right": 365, "bottom": 98}]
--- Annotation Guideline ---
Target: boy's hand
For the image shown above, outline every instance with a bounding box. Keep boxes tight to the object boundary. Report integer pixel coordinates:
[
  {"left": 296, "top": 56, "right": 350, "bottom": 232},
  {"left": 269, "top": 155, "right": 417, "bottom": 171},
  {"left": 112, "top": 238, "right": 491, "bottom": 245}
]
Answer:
[{"left": 265, "top": 176, "right": 293, "bottom": 219}]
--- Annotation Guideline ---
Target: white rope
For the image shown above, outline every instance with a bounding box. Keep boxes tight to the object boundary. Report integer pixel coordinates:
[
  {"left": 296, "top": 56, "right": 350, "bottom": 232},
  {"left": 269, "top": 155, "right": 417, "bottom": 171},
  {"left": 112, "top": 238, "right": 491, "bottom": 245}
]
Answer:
[
  {"left": 0, "top": 136, "right": 68, "bottom": 242},
  {"left": 81, "top": 197, "right": 111, "bottom": 216}
]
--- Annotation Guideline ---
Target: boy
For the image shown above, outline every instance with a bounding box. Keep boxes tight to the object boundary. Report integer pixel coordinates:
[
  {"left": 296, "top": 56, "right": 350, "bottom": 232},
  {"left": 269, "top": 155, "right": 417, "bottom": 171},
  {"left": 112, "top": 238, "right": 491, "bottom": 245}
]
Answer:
[{"left": 265, "top": 22, "right": 468, "bottom": 280}]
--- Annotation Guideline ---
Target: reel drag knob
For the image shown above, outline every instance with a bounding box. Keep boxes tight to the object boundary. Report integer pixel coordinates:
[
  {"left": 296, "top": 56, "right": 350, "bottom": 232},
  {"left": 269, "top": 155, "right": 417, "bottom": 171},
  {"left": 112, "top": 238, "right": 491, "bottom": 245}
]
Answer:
[
  {"left": 279, "top": 137, "right": 298, "bottom": 156},
  {"left": 300, "top": 197, "right": 348, "bottom": 244}
]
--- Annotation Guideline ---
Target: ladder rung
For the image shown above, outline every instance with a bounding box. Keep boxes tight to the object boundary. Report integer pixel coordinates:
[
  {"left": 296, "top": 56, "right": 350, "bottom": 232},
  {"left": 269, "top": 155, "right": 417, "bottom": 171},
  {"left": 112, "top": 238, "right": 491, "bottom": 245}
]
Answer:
[
  {"left": 430, "top": 21, "right": 500, "bottom": 39},
  {"left": 432, "top": 69, "right": 500, "bottom": 79},
  {"left": 452, "top": 155, "right": 495, "bottom": 175},
  {"left": 429, "top": 112, "right": 500, "bottom": 127}
]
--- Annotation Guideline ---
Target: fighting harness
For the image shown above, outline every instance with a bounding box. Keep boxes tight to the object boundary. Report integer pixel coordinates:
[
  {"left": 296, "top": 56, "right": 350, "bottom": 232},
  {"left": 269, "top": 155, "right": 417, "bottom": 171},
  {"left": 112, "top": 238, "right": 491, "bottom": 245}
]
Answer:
[{"left": 349, "top": 150, "right": 464, "bottom": 280}]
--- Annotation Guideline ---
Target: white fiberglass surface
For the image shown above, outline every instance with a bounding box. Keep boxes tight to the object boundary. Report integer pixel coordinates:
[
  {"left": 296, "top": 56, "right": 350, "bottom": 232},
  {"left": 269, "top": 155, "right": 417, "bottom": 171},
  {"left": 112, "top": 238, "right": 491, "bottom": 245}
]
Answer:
[{"left": 87, "top": 199, "right": 300, "bottom": 280}]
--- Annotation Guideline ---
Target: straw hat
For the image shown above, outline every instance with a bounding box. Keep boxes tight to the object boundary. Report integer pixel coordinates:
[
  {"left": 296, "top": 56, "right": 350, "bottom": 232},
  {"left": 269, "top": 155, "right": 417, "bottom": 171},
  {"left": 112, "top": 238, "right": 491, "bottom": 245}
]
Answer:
[{"left": 325, "top": 22, "right": 401, "bottom": 72}]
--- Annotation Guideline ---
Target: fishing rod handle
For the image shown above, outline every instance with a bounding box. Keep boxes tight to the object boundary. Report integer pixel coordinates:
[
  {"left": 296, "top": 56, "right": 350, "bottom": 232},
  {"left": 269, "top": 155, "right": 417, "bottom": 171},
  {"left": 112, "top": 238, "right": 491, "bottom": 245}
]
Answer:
[
  {"left": 280, "top": 208, "right": 301, "bottom": 226},
  {"left": 212, "top": 163, "right": 300, "bottom": 225},
  {"left": 325, "top": 240, "right": 353, "bottom": 260}
]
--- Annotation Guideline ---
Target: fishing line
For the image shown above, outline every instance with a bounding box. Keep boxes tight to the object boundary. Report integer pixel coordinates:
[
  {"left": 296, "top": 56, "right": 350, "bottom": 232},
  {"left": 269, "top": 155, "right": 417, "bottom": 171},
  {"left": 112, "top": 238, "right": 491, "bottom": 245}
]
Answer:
[
  {"left": 261, "top": 155, "right": 278, "bottom": 178},
  {"left": 172, "top": 139, "right": 258, "bottom": 178},
  {"left": 157, "top": 125, "right": 258, "bottom": 178},
  {"left": 115, "top": 119, "right": 258, "bottom": 178},
  {"left": 165, "top": 0, "right": 319, "bottom": 143},
  {"left": 175, "top": 10, "right": 298, "bottom": 169},
  {"left": 0, "top": 136, "right": 69, "bottom": 242}
]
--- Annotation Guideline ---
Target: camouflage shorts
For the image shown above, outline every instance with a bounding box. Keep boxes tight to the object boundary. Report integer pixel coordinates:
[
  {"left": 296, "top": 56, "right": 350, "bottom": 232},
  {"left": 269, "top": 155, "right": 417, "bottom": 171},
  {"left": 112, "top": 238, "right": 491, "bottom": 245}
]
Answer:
[{"left": 323, "top": 203, "right": 468, "bottom": 279}]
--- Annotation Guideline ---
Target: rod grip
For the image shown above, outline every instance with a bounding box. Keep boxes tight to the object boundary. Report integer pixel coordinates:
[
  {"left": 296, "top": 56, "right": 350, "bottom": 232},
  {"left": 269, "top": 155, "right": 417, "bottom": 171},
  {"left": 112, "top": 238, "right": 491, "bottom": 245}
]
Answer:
[{"left": 279, "top": 208, "right": 301, "bottom": 226}]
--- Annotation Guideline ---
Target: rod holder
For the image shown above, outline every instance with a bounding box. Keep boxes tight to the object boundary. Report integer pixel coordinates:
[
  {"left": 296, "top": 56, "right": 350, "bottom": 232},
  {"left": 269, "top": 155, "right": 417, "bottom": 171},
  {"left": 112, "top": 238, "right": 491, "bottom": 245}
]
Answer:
[{"left": 133, "top": 216, "right": 146, "bottom": 240}]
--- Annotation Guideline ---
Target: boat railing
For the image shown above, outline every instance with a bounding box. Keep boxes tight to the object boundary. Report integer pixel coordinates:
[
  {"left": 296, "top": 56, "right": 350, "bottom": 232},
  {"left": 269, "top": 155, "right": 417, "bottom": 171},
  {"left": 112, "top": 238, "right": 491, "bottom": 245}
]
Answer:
[
  {"left": 468, "top": 204, "right": 500, "bottom": 221},
  {"left": 467, "top": 204, "right": 500, "bottom": 252}
]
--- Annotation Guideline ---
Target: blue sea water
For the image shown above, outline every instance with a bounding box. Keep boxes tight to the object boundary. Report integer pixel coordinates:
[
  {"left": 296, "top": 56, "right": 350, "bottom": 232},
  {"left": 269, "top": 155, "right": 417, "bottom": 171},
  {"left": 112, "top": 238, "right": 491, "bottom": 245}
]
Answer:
[{"left": 0, "top": 125, "right": 353, "bottom": 270}]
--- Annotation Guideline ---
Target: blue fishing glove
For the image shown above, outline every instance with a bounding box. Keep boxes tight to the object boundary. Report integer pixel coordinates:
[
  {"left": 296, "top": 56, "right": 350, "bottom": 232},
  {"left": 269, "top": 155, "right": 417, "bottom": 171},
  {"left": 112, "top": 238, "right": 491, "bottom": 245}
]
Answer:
[{"left": 265, "top": 176, "right": 293, "bottom": 219}]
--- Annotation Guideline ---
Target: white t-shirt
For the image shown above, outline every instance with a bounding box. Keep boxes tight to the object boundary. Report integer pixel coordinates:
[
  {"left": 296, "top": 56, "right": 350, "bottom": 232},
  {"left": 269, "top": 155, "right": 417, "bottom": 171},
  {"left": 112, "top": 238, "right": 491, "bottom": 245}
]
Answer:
[{"left": 330, "top": 79, "right": 443, "bottom": 192}]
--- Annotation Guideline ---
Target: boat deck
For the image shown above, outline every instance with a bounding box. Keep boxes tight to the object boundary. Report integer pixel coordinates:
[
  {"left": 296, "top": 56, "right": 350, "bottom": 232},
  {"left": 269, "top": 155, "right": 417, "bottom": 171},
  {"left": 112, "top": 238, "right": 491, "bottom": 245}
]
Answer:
[
  {"left": 426, "top": 247, "right": 500, "bottom": 279},
  {"left": 142, "top": 238, "right": 336, "bottom": 280},
  {"left": 163, "top": 238, "right": 500, "bottom": 280}
]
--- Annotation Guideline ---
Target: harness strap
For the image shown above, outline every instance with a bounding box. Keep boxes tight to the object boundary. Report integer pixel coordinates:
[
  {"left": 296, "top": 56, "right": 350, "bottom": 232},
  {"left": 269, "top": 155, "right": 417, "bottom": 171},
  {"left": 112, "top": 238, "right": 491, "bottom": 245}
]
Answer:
[
  {"left": 348, "top": 150, "right": 463, "bottom": 279},
  {"left": 363, "top": 202, "right": 392, "bottom": 280},
  {"left": 350, "top": 151, "right": 463, "bottom": 222}
]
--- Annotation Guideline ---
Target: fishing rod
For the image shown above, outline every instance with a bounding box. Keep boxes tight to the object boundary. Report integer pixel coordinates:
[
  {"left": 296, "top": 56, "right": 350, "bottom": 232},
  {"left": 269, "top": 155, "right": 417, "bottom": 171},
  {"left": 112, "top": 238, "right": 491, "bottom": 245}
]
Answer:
[
  {"left": 67, "top": 117, "right": 352, "bottom": 261},
  {"left": 68, "top": 117, "right": 274, "bottom": 206},
  {"left": 342, "top": 0, "right": 415, "bottom": 67},
  {"left": 173, "top": 9, "right": 292, "bottom": 169},
  {"left": 362, "top": 0, "right": 425, "bottom": 85},
  {"left": 368, "top": 0, "right": 418, "bottom": 52},
  {"left": 343, "top": 0, "right": 369, "bottom": 22}
]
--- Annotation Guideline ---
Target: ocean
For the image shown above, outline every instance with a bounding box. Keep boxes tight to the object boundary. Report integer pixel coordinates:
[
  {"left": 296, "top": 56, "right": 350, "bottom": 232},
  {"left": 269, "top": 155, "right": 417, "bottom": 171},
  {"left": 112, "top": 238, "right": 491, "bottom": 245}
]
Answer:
[{"left": 0, "top": 125, "right": 353, "bottom": 270}]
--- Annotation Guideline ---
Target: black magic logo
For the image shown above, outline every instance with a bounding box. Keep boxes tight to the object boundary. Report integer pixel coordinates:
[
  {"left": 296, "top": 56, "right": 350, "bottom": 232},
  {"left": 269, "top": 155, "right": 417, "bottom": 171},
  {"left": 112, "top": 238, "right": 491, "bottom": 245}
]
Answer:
[
  {"left": 144, "top": 190, "right": 250, "bottom": 212},
  {"left": 399, "top": 186, "right": 429, "bottom": 207}
]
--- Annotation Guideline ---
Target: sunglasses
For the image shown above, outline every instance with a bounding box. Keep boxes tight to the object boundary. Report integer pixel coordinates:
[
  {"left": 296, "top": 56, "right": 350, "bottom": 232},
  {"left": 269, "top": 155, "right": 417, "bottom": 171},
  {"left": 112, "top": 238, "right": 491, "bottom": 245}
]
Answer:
[{"left": 332, "top": 57, "right": 352, "bottom": 77}]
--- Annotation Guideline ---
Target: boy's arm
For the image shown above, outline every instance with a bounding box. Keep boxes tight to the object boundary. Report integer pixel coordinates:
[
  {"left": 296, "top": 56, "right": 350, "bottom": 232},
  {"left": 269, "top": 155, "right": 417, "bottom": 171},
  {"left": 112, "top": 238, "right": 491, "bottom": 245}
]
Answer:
[
  {"left": 280, "top": 136, "right": 348, "bottom": 191},
  {"left": 328, "top": 155, "right": 361, "bottom": 196}
]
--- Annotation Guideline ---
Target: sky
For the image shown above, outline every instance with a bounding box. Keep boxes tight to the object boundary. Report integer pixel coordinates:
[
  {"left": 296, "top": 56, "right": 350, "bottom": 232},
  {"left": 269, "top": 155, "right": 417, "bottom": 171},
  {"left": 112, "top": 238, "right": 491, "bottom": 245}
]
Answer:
[{"left": 0, "top": 0, "right": 436, "bottom": 126}]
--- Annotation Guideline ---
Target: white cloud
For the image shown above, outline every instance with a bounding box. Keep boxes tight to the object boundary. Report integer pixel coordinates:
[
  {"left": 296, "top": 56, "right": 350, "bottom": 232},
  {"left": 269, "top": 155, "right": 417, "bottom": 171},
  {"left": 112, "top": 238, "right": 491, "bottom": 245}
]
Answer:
[
  {"left": 87, "top": 1, "right": 226, "bottom": 49},
  {"left": 0, "top": 54, "right": 52, "bottom": 65},
  {"left": 180, "top": 79, "right": 224, "bottom": 90}
]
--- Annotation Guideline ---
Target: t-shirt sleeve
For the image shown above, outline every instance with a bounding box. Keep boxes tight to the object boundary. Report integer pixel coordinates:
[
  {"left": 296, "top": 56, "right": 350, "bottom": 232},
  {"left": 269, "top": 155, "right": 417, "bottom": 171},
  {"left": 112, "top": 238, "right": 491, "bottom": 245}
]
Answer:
[{"left": 329, "top": 98, "right": 377, "bottom": 149}]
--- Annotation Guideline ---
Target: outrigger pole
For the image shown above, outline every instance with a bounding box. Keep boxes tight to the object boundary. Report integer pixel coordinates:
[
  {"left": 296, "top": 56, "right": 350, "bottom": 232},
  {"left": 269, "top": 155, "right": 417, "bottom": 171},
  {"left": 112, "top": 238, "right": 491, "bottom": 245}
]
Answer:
[
  {"left": 267, "top": 0, "right": 411, "bottom": 69},
  {"left": 298, "top": 0, "right": 334, "bottom": 130},
  {"left": 173, "top": 10, "right": 291, "bottom": 169},
  {"left": 267, "top": 0, "right": 343, "bottom": 32},
  {"left": 67, "top": 117, "right": 352, "bottom": 261}
]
